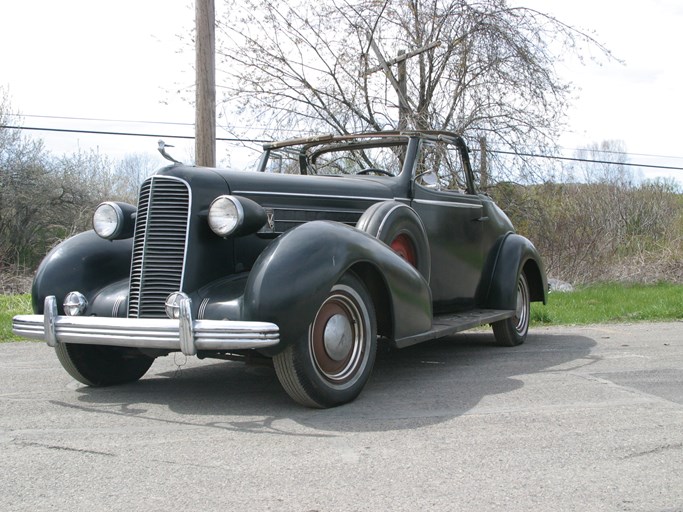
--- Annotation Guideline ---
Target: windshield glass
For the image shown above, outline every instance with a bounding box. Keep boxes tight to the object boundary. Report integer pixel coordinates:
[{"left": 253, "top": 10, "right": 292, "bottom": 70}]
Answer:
[{"left": 263, "top": 139, "right": 407, "bottom": 176}]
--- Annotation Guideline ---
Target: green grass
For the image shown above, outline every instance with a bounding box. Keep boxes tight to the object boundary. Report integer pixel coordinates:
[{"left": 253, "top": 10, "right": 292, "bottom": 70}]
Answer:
[
  {"left": 2, "top": 284, "right": 683, "bottom": 341},
  {"left": 1, "top": 294, "right": 32, "bottom": 341},
  {"left": 531, "top": 282, "right": 683, "bottom": 325}
]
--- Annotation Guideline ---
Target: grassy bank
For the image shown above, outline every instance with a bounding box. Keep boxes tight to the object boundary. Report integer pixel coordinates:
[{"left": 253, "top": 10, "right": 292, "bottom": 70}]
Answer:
[
  {"left": 531, "top": 282, "right": 683, "bottom": 325},
  {"left": 1, "top": 294, "right": 31, "bottom": 341},
  {"left": 2, "top": 284, "right": 682, "bottom": 341}
]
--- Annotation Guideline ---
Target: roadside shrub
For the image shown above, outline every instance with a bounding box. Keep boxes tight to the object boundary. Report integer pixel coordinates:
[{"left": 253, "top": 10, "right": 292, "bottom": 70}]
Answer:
[{"left": 491, "top": 179, "right": 683, "bottom": 285}]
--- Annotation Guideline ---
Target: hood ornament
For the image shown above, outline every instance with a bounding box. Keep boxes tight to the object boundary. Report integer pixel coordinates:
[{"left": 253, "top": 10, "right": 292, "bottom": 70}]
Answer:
[{"left": 157, "top": 139, "right": 182, "bottom": 164}]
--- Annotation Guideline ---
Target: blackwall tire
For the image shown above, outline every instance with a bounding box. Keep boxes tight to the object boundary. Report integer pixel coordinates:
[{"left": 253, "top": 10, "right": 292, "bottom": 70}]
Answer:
[
  {"left": 273, "top": 272, "right": 378, "bottom": 408},
  {"left": 357, "top": 201, "right": 431, "bottom": 281},
  {"left": 492, "top": 272, "right": 530, "bottom": 347},
  {"left": 55, "top": 343, "right": 155, "bottom": 386}
]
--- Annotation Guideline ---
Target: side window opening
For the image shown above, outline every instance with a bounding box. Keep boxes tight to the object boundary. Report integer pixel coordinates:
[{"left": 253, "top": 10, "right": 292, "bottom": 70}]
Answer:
[
  {"left": 415, "top": 141, "right": 468, "bottom": 193},
  {"left": 264, "top": 148, "right": 301, "bottom": 174}
]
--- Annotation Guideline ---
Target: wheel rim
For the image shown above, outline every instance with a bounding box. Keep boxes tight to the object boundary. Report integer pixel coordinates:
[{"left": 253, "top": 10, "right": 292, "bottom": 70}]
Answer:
[
  {"left": 513, "top": 274, "right": 530, "bottom": 335},
  {"left": 390, "top": 233, "right": 418, "bottom": 267},
  {"left": 310, "top": 285, "right": 369, "bottom": 385}
]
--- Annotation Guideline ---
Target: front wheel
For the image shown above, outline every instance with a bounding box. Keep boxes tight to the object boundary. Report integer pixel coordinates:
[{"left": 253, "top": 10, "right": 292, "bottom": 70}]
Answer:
[
  {"left": 55, "top": 343, "right": 155, "bottom": 386},
  {"left": 273, "top": 272, "right": 377, "bottom": 408},
  {"left": 492, "top": 272, "right": 530, "bottom": 347}
]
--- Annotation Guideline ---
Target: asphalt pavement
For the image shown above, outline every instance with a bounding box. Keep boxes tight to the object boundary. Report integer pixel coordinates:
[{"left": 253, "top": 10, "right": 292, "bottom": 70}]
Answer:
[{"left": 1, "top": 322, "right": 682, "bottom": 511}]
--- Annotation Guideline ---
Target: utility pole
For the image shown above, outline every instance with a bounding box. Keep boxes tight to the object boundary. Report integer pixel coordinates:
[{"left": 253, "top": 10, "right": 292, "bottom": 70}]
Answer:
[
  {"left": 479, "top": 136, "right": 488, "bottom": 189},
  {"left": 366, "top": 37, "right": 440, "bottom": 130},
  {"left": 396, "top": 50, "right": 408, "bottom": 130},
  {"left": 195, "top": 0, "right": 216, "bottom": 167}
]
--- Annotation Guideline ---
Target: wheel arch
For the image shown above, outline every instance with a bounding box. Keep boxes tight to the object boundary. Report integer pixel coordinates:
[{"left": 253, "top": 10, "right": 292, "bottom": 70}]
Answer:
[
  {"left": 348, "top": 261, "right": 394, "bottom": 341},
  {"left": 477, "top": 232, "right": 548, "bottom": 310},
  {"left": 356, "top": 200, "right": 431, "bottom": 282},
  {"left": 522, "top": 257, "right": 546, "bottom": 304}
]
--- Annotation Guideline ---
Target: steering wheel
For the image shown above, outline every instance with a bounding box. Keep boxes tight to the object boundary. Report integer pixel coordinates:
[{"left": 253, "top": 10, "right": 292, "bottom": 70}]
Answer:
[{"left": 356, "top": 168, "right": 394, "bottom": 177}]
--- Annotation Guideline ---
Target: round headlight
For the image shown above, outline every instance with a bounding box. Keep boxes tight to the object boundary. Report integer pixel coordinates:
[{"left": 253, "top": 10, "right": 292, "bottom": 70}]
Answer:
[
  {"left": 93, "top": 202, "right": 124, "bottom": 239},
  {"left": 63, "top": 291, "right": 88, "bottom": 316},
  {"left": 208, "top": 196, "right": 244, "bottom": 237}
]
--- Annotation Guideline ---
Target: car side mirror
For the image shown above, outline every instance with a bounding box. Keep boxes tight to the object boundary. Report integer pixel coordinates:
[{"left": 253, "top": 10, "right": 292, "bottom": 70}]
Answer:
[{"left": 415, "top": 170, "right": 439, "bottom": 189}]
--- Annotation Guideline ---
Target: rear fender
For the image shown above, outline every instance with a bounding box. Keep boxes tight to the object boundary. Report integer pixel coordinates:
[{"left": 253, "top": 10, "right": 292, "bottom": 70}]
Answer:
[
  {"left": 477, "top": 233, "right": 547, "bottom": 310},
  {"left": 243, "top": 221, "right": 432, "bottom": 352},
  {"left": 356, "top": 201, "right": 431, "bottom": 281}
]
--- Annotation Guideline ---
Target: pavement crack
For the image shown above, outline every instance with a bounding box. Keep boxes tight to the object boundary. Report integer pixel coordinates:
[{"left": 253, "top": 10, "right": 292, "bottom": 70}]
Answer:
[
  {"left": 15, "top": 440, "right": 116, "bottom": 457},
  {"left": 151, "top": 458, "right": 220, "bottom": 470},
  {"left": 621, "top": 442, "right": 683, "bottom": 459}
]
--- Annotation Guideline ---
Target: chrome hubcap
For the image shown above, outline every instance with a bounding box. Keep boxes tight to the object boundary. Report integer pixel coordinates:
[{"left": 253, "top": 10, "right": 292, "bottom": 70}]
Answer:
[{"left": 323, "top": 313, "right": 353, "bottom": 361}]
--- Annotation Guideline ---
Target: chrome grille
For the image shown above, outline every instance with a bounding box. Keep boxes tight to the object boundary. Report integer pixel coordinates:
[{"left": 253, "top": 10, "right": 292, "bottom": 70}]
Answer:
[{"left": 128, "top": 176, "right": 190, "bottom": 318}]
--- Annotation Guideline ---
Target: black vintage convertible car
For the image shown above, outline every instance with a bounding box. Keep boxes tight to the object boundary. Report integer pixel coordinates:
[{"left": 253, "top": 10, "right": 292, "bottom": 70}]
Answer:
[{"left": 13, "top": 131, "right": 547, "bottom": 407}]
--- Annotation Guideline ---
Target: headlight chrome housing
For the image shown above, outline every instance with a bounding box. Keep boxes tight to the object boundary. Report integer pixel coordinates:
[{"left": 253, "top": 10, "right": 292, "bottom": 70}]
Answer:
[
  {"left": 63, "top": 291, "right": 88, "bottom": 316},
  {"left": 208, "top": 196, "right": 244, "bottom": 237},
  {"left": 92, "top": 201, "right": 136, "bottom": 240},
  {"left": 208, "top": 195, "right": 267, "bottom": 237},
  {"left": 93, "top": 202, "right": 123, "bottom": 239}
]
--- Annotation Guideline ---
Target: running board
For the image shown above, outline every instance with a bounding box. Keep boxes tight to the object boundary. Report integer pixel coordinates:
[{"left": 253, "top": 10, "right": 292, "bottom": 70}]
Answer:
[{"left": 394, "top": 309, "right": 515, "bottom": 349}]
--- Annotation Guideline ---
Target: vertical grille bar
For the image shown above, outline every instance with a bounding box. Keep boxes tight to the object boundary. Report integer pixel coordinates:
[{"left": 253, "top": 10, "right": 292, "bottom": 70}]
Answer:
[{"left": 128, "top": 176, "right": 190, "bottom": 318}]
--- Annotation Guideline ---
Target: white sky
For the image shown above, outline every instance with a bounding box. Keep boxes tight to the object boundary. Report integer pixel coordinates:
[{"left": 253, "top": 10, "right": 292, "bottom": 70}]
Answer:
[{"left": 1, "top": 0, "right": 682, "bottom": 183}]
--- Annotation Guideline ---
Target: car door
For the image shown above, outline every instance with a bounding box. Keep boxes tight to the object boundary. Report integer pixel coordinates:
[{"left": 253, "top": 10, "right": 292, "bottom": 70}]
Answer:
[{"left": 410, "top": 141, "right": 486, "bottom": 312}]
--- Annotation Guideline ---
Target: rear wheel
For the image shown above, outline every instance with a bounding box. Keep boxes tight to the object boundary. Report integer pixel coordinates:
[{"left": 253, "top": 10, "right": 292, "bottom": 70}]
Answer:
[
  {"left": 492, "top": 272, "right": 530, "bottom": 347},
  {"left": 55, "top": 343, "right": 155, "bottom": 386},
  {"left": 273, "top": 272, "right": 377, "bottom": 408}
]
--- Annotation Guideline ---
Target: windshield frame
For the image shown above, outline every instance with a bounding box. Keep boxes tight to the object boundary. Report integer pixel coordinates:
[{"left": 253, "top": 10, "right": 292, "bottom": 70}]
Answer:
[{"left": 255, "top": 131, "right": 475, "bottom": 194}]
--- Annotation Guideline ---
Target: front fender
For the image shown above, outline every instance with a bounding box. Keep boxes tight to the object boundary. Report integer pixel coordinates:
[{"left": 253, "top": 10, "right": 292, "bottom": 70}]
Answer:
[
  {"left": 243, "top": 221, "right": 432, "bottom": 351},
  {"left": 478, "top": 232, "right": 548, "bottom": 310},
  {"left": 32, "top": 231, "right": 133, "bottom": 314}
]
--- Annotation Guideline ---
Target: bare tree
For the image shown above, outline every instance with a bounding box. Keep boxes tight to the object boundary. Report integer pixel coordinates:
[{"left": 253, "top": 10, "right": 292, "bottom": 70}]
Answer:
[
  {"left": 570, "top": 140, "right": 636, "bottom": 185},
  {"left": 110, "top": 153, "right": 159, "bottom": 204},
  {"left": 0, "top": 90, "right": 53, "bottom": 269},
  {"left": 212, "top": 0, "right": 611, "bottom": 179}
]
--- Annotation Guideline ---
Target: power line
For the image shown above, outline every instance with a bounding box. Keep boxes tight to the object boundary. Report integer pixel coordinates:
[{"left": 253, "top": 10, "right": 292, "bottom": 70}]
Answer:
[
  {"left": 11, "top": 113, "right": 308, "bottom": 134},
  {"left": 489, "top": 149, "right": 683, "bottom": 172},
  {"left": 559, "top": 146, "right": 683, "bottom": 162},
  {"left": 0, "top": 125, "right": 270, "bottom": 144},
  {"left": 9, "top": 115, "right": 683, "bottom": 163},
  {"left": 2, "top": 123, "right": 683, "bottom": 172},
  {"left": 16, "top": 113, "right": 195, "bottom": 127}
]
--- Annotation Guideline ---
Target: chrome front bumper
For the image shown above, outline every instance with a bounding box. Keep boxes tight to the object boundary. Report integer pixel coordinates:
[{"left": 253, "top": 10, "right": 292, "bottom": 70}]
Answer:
[{"left": 12, "top": 296, "right": 279, "bottom": 356}]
